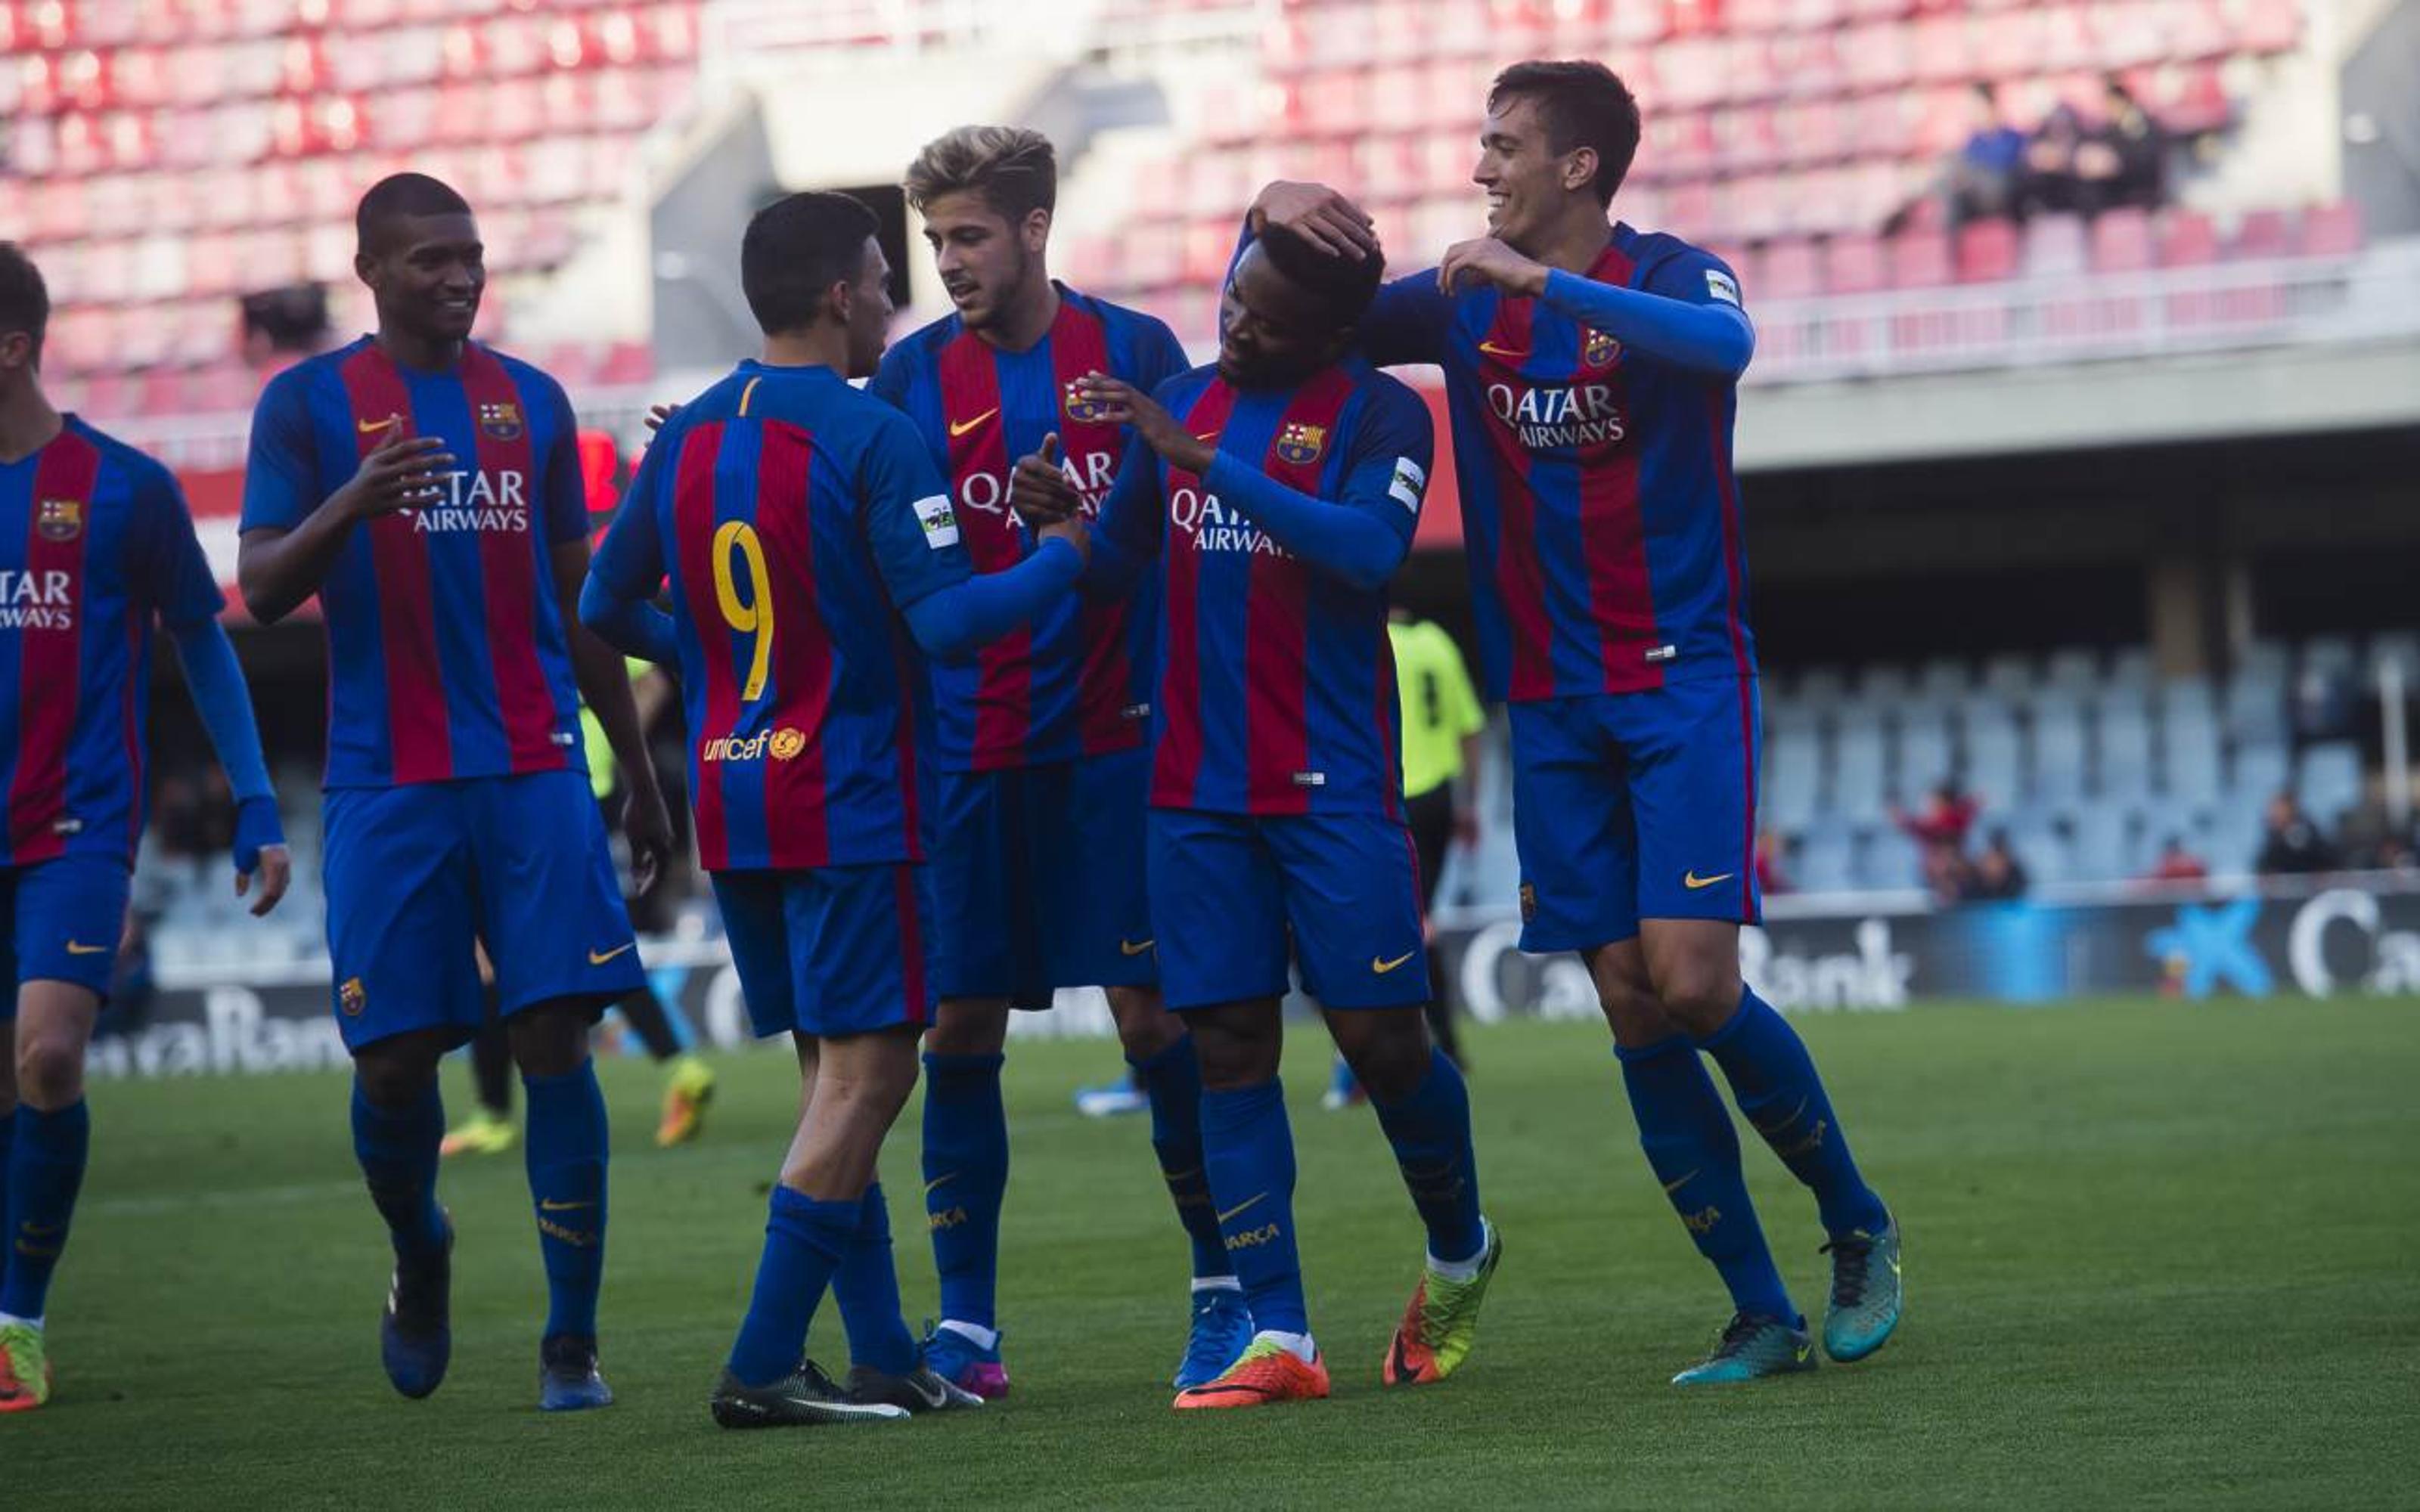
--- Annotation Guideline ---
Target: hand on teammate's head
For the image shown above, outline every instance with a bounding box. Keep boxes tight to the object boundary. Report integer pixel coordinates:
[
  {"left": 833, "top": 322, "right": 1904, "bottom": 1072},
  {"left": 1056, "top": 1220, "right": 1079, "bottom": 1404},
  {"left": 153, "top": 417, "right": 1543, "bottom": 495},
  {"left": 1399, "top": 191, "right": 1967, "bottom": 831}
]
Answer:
[{"left": 1254, "top": 181, "right": 1379, "bottom": 261}]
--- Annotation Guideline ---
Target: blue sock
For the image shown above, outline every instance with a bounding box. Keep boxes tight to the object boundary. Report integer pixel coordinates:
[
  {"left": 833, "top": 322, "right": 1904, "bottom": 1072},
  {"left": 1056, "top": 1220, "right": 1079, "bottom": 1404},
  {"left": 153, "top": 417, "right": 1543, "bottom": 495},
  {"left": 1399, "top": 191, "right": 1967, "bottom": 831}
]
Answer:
[
  {"left": 1699, "top": 988, "right": 1889, "bottom": 1238},
  {"left": 523, "top": 1061, "right": 610, "bottom": 1340},
  {"left": 1618, "top": 1036, "right": 1796, "bottom": 1323},
  {"left": 920, "top": 1052, "right": 1007, "bottom": 1329},
  {"left": 0, "top": 1111, "right": 14, "bottom": 1301},
  {"left": 1370, "top": 1049, "right": 1485, "bottom": 1266},
  {"left": 1199, "top": 1079, "right": 1307, "bottom": 1337},
  {"left": 1131, "top": 1036, "right": 1232, "bottom": 1281},
  {"left": 829, "top": 1182, "right": 919, "bottom": 1376},
  {"left": 727, "top": 1185, "right": 857, "bottom": 1388},
  {"left": 1, "top": 1101, "right": 89, "bottom": 1321},
  {"left": 351, "top": 1079, "right": 446, "bottom": 1258}
]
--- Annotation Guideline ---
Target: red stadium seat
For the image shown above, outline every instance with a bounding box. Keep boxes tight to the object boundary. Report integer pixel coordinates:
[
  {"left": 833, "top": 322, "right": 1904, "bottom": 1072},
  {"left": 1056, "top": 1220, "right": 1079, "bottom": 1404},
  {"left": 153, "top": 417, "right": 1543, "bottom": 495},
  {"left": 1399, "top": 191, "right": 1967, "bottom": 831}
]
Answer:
[
  {"left": 2157, "top": 209, "right": 2220, "bottom": 266},
  {"left": 2089, "top": 207, "right": 2155, "bottom": 271},
  {"left": 1911, "top": 17, "right": 1970, "bottom": 84},
  {"left": 1953, "top": 218, "right": 2019, "bottom": 282},
  {"left": 1824, "top": 233, "right": 1888, "bottom": 294},
  {"left": 2232, "top": 207, "right": 2291, "bottom": 259},
  {"left": 1888, "top": 229, "right": 1954, "bottom": 288},
  {"left": 2297, "top": 199, "right": 2363, "bottom": 256},
  {"left": 2022, "top": 213, "right": 2088, "bottom": 277},
  {"left": 1761, "top": 237, "right": 1823, "bottom": 299}
]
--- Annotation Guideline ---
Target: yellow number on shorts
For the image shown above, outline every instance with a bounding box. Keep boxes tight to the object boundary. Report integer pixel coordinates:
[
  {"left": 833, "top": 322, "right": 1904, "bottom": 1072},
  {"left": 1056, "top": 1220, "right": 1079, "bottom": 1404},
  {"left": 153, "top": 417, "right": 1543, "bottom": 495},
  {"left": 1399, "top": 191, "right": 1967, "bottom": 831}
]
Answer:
[{"left": 711, "top": 520, "right": 774, "bottom": 702}]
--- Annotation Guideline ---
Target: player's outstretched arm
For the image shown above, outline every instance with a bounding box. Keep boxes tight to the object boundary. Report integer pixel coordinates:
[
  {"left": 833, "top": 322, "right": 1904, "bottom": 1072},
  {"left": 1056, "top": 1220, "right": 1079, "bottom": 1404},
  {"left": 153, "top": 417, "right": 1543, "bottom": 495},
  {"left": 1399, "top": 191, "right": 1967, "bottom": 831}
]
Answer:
[
  {"left": 1438, "top": 237, "right": 1754, "bottom": 379},
  {"left": 901, "top": 530, "right": 1088, "bottom": 663},
  {"left": 1245, "top": 184, "right": 1448, "bottom": 366},
  {"left": 165, "top": 618, "right": 291, "bottom": 916}
]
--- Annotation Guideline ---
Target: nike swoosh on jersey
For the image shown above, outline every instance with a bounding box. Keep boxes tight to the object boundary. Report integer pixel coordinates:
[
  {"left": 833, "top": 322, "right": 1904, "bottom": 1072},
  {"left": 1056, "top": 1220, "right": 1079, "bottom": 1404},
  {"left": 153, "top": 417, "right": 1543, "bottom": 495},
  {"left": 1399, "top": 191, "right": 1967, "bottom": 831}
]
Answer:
[
  {"left": 358, "top": 414, "right": 401, "bottom": 432},
  {"left": 1119, "top": 938, "right": 1156, "bottom": 957},
  {"left": 1477, "top": 340, "right": 1528, "bottom": 359},
  {"left": 1372, "top": 950, "right": 1417, "bottom": 974},
  {"left": 588, "top": 942, "right": 637, "bottom": 965},
  {"left": 64, "top": 940, "right": 109, "bottom": 955},
  {"left": 1683, "top": 871, "right": 1736, "bottom": 891},
  {"left": 948, "top": 407, "right": 999, "bottom": 438}
]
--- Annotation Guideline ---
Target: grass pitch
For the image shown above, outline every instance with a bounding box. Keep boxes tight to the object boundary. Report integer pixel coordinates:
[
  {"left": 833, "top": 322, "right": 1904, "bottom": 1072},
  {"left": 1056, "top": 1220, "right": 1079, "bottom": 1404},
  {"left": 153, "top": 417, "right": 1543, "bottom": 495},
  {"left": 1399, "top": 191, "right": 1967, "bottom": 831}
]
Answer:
[{"left": 10, "top": 996, "right": 2419, "bottom": 1509}]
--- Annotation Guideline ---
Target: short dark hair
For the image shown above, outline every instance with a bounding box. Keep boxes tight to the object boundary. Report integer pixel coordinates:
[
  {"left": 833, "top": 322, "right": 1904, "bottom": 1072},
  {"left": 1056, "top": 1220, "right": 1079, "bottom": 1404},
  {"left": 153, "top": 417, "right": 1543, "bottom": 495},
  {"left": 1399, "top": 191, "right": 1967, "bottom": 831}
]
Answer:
[
  {"left": 355, "top": 172, "right": 473, "bottom": 254},
  {"left": 0, "top": 243, "right": 48, "bottom": 364},
  {"left": 904, "top": 126, "right": 1057, "bottom": 222},
  {"left": 1257, "top": 222, "right": 1385, "bottom": 326},
  {"left": 1488, "top": 60, "right": 1642, "bottom": 206},
  {"left": 740, "top": 191, "right": 880, "bottom": 336}
]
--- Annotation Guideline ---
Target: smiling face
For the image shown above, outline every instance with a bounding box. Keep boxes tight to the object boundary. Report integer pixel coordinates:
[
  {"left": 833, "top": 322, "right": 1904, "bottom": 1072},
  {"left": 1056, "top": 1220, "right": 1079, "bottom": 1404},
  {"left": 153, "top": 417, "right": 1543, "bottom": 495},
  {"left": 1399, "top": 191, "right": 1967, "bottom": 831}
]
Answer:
[
  {"left": 920, "top": 188, "right": 1047, "bottom": 336},
  {"left": 358, "top": 211, "right": 485, "bottom": 345},
  {"left": 1216, "top": 242, "right": 1346, "bottom": 389},
  {"left": 1472, "top": 94, "right": 1593, "bottom": 255}
]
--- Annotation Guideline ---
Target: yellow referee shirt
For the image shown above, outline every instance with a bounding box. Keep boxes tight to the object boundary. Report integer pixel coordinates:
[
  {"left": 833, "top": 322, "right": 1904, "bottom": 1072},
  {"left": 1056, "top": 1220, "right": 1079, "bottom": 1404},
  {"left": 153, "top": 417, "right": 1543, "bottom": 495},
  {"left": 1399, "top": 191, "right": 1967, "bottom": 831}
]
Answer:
[{"left": 1390, "top": 618, "right": 1485, "bottom": 801}]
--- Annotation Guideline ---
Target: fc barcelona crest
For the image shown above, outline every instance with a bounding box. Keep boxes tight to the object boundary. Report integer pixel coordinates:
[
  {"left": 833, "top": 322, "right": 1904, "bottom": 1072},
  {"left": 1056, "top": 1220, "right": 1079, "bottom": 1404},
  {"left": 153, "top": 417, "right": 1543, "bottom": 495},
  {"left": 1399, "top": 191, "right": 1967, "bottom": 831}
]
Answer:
[
  {"left": 1063, "top": 380, "right": 1110, "bottom": 424},
  {"left": 37, "top": 498, "right": 82, "bottom": 541},
  {"left": 1274, "top": 422, "right": 1327, "bottom": 465},
  {"left": 1582, "top": 327, "right": 1622, "bottom": 368},
  {"left": 477, "top": 401, "right": 524, "bottom": 441}
]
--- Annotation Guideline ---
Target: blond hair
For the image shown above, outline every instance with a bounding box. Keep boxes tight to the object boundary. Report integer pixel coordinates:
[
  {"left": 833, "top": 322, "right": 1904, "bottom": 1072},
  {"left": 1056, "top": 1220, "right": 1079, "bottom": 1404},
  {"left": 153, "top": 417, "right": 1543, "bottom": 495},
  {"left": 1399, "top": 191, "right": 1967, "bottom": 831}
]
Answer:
[{"left": 904, "top": 125, "right": 1057, "bottom": 222}]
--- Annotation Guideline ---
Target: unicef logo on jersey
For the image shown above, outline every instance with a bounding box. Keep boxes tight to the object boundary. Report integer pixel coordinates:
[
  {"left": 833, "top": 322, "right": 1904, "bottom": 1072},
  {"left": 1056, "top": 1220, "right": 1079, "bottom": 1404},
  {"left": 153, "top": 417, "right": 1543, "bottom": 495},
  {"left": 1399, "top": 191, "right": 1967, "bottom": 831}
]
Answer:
[{"left": 1063, "top": 380, "right": 1112, "bottom": 424}]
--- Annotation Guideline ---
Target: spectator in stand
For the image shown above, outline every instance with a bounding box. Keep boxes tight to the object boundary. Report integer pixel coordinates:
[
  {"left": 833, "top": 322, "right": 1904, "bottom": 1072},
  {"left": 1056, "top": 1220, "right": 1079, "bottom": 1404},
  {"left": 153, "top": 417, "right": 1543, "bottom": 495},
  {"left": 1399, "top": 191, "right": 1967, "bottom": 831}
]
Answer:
[
  {"left": 1754, "top": 826, "right": 1792, "bottom": 896},
  {"left": 2018, "top": 103, "right": 2093, "bottom": 218},
  {"left": 1892, "top": 780, "right": 1981, "bottom": 902},
  {"left": 1947, "top": 84, "right": 2028, "bottom": 228},
  {"left": 2076, "top": 79, "right": 2169, "bottom": 213},
  {"left": 2145, "top": 835, "right": 2210, "bottom": 884},
  {"left": 1962, "top": 830, "right": 2030, "bottom": 901},
  {"left": 2256, "top": 791, "right": 2342, "bottom": 875}
]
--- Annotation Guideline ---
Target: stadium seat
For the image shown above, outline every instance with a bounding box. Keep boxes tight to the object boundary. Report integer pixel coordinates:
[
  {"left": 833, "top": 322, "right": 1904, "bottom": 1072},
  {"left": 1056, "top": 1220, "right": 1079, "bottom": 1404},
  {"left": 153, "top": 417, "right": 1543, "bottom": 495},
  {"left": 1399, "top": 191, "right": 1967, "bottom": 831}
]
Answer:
[
  {"left": 1887, "top": 230, "right": 1954, "bottom": 289},
  {"left": 2296, "top": 742, "right": 2365, "bottom": 824},
  {"left": 1896, "top": 710, "right": 1956, "bottom": 793},
  {"left": 1954, "top": 218, "right": 2020, "bottom": 283},
  {"left": 2090, "top": 206, "right": 2156, "bottom": 271},
  {"left": 2029, "top": 701, "right": 2090, "bottom": 801},
  {"left": 2232, "top": 207, "right": 2293, "bottom": 259},
  {"left": 2158, "top": 209, "right": 2221, "bottom": 266},
  {"left": 1767, "top": 728, "right": 1823, "bottom": 832},
  {"left": 2299, "top": 199, "right": 2363, "bottom": 256},
  {"left": 2229, "top": 739, "right": 2291, "bottom": 804},
  {"left": 1832, "top": 723, "right": 1891, "bottom": 822},
  {"left": 2097, "top": 709, "right": 2155, "bottom": 800}
]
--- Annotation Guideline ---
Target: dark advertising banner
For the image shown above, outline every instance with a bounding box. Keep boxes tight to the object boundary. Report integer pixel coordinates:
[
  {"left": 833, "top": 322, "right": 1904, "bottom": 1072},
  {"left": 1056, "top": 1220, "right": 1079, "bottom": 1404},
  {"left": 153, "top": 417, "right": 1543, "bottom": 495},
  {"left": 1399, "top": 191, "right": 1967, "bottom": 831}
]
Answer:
[{"left": 91, "top": 880, "right": 2420, "bottom": 1080}]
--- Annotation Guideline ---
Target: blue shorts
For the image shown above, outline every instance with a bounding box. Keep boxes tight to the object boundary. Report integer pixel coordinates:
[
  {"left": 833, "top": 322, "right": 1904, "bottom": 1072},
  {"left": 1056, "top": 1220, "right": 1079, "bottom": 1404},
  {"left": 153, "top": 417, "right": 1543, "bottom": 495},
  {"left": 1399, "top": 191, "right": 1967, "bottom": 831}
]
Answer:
[
  {"left": 0, "top": 856, "right": 132, "bottom": 1014},
  {"left": 322, "top": 770, "right": 643, "bottom": 1052},
  {"left": 713, "top": 863, "right": 937, "bottom": 1039},
  {"left": 1509, "top": 676, "right": 1763, "bottom": 953},
  {"left": 1147, "top": 808, "right": 1430, "bottom": 1012},
  {"left": 932, "top": 748, "right": 1157, "bottom": 1005}
]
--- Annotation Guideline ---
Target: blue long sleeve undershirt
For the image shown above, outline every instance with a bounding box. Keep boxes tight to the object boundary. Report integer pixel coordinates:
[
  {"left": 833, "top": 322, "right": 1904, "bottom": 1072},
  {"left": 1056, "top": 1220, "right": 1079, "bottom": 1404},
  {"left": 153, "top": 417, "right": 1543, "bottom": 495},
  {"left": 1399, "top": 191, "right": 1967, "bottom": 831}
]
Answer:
[
  {"left": 1539, "top": 269, "right": 1755, "bottom": 379},
  {"left": 1201, "top": 454, "right": 1407, "bottom": 592},
  {"left": 577, "top": 575, "right": 680, "bottom": 666},
  {"left": 166, "top": 617, "right": 273, "bottom": 804}
]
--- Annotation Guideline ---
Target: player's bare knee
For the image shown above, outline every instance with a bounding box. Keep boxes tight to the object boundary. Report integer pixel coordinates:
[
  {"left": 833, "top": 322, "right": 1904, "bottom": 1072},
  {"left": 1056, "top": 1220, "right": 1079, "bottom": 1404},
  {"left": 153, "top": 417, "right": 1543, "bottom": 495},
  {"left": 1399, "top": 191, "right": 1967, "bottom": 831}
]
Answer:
[
  {"left": 1331, "top": 1009, "right": 1432, "bottom": 1102},
  {"left": 507, "top": 1005, "right": 591, "bottom": 1078},
  {"left": 1651, "top": 963, "right": 1742, "bottom": 1036},
  {"left": 1107, "top": 988, "right": 1185, "bottom": 1061},
  {"left": 353, "top": 1037, "right": 441, "bottom": 1107},
  {"left": 1187, "top": 1005, "right": 1280, "bottom": 1089},
  {"left": 15, "top": 1030, "right": 83, "bottom": 1108}
]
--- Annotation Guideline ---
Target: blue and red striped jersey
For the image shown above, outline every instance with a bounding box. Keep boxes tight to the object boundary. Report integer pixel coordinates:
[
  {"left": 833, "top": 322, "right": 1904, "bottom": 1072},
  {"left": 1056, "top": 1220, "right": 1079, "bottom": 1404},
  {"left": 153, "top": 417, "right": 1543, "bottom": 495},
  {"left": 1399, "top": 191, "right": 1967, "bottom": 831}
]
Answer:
[
  {"left": 0, "top": 416, "right": 225, "bottom": 866},
  {"left": 1362, "top": 224, "right": 1756, "bottom": 702},
  {"left": 591, "top": 361, "right": 972, "bottom": 871},
  {"left": 241, "top": 337, "right": 591, "bottom": 789},
  {"left": 869, "top": 286, "right": 1188, "bottom": 772},
  {"left": 1094, "top": 358, "right": 1432, "bottom": 817}
]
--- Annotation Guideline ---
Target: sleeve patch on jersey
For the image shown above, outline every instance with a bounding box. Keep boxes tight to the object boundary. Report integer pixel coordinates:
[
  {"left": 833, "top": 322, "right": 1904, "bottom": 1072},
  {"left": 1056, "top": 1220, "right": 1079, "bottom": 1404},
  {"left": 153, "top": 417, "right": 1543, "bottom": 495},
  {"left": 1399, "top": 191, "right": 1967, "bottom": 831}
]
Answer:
[
  {"left": 915, "top": 494, "right": 960, "bottom": 549},
  {"left": 1388, "top": 456, "right": 1427, "bottom": 514},
  {"left": 1705, "top": 269, "right": 1742, "bottom": 307}
]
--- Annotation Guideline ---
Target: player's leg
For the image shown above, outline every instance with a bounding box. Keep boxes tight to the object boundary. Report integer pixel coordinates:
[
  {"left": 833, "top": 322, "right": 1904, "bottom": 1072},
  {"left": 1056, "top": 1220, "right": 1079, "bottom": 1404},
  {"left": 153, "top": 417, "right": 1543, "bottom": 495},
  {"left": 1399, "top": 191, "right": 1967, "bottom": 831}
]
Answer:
[
  {"left": 1045, "top": 747, "right": 1247, "bottom": 1386},
  {"left": 440, "top": 1011, "right": 515, "bottom": 1158},
  {"left": 1628, "top": 677, "right": 1892, "bottom": 1371},
  {"left": 1153, "top": 812, "right": 1329, "bottom": 1411},
  {"left": 1406, "top": 782, "right": 1466, "bottom": 1066},
  {"left": 1285, "top": 813, "right": 1498, "bottom": 1387},
  {"left": 473, "top": 770, "right": 643, "bottom": 1411},
  {"left": 1514, "top": 696, "right": 1805, "bottom": 1382},
  {"left": 919, "top": 767, "right": 1032, "bottom": 1393},
  {"left": 713, "top": 863, "right": 963, "bottom": 1427}
]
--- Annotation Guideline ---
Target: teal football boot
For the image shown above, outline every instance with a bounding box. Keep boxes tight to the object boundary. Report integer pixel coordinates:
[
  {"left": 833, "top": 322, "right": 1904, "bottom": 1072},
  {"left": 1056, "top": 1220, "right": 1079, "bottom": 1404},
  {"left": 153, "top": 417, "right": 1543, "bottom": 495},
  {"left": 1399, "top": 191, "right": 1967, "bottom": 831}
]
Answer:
[{"left": 1820, "top": 1212, "right": 1902, "bottom": 1362}]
